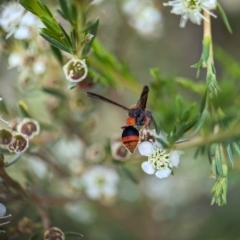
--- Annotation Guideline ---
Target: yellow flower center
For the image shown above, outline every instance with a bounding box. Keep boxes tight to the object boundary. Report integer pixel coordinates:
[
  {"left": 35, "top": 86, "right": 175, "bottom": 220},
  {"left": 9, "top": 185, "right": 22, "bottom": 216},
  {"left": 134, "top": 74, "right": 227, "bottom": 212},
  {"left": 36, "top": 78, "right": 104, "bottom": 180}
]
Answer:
[{"left": 148, "top": 149, "right": 170, "bottom": 170}]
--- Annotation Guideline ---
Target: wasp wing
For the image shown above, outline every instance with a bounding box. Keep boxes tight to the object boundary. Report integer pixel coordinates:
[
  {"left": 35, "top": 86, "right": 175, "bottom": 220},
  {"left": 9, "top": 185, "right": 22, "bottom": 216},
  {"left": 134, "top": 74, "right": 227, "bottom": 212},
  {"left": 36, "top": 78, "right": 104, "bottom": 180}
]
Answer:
[
  {"left": 86, "top": 92, "right": 130, "bottom": 111},
  {"left": 136, "top": 85, "right": 149, "bottom": 110}
]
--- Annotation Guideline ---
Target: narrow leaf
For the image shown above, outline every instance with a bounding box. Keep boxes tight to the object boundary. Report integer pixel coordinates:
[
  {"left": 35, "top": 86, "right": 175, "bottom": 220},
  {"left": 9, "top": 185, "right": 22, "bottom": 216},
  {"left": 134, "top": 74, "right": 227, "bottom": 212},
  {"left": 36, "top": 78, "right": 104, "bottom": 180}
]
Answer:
[
  {"left": 50, "top": 45, "right": 63, "bottom": 65},
  {"left": 68, "top": 82, "right": 78, "bottom": 90},
  {"left": 193, "top": 109, "right": 207, "bottom": 133},
  {"left": 215, "top": 144, "right": 223, "bottom": 176},
  {"left": 64, "top": 232, "right": 84, "bottom": 238},
  {"left": 227, "top": 143, "right": 234, "bottom": 167},
  {"left": 233, "top": 142, "right": 240, "bottom": 156},
  {"left": 40, "top": 33, "right": 72, "bottom": 54},
  {"left": 82, "top": 18, "right": 99, "bottom": 56},
  {"left": 4, "top": 153, "right": 23, "bottom": 168},
  {"left": 18, "top": 101, "right": 31, "bottom": 118},
  {"left": 217, "top": 2, "right": 233, "bottom": 34},
  {"left": 58, "top": 0, "right": 70, "bottom": 22},
  {"left": 42, "top": 87, "right": 67, "bottom": 99}
]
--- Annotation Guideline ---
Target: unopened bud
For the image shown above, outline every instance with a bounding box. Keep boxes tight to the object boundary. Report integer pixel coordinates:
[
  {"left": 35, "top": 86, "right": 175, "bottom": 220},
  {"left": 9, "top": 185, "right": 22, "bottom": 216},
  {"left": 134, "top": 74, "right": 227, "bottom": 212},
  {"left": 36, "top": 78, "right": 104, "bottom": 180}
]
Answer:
[{"left": 0, "top": 129, "right": 13, "bottom": 145}]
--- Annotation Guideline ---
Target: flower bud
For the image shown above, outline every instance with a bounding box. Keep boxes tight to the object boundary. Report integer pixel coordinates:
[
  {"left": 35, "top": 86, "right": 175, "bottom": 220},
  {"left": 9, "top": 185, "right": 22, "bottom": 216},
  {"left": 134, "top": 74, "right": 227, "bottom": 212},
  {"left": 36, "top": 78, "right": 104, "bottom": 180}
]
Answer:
[
  {"left": 8, "top": 133, "right": 29, "bottom": 153},
  {"left": 17, "top": 118, "right": 40, "bottom": 139},
  {"left": 0, "top": 128, "right": 13, "bottom": 145},
  {"left": 18, "top": 217, "right": 33, "bottom": 234},
  {"left": 111, "top": 137, "right": 130, "bottom": 161},
  {"left": 63, "top": 59, "right": 88, "bottom": 82},
  {"left": 84, "top": 33, "right": 94, "bottom": 43},
  {"left": 44, "top": 227, "right": 65, "bottom": 240}
]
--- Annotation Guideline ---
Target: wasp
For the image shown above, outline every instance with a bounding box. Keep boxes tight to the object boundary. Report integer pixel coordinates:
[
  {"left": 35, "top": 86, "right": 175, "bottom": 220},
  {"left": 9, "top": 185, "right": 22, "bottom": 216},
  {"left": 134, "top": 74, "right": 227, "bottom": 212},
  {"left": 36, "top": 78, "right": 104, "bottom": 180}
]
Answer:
[{"left": 87, "top": 86, "right": 156, "bottom": 153}]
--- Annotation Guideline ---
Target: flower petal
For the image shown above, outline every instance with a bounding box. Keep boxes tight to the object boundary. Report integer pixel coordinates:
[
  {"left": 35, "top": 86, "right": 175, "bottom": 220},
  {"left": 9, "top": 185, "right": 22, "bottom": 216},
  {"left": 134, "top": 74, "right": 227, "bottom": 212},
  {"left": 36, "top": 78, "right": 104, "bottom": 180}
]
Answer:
[
  {"left": 155, "top": 168, "right": 172, "bottom": 179},
  {"left": 138, "top": 141, "right": 154, "bottom": 156},
  {"left": 170, "top": 150, "right": 183, "bottom": 167},
  {"left": 141, "top": 161, "right": 155, "bottom": 175}
]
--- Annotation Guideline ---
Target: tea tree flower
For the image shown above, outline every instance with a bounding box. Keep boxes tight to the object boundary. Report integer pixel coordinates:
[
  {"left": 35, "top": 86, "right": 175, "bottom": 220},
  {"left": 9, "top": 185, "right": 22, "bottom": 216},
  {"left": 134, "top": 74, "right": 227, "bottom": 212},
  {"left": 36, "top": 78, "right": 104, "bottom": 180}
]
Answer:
[
  {"left": 44, "top": 227, "right": 65, "bottom": 240},
  {"left": 122, "top": 0, "right": 163, "bottom": 38},
  {"left": 63, "top": 59, "right": 88, "bottom": 82},
  {"left": 0, "top": 203, "right": 11, "bottom": 227},
  {"left": 139, "top": 134, "right": 182, "bottom": 179},
  {"left": 8, "top": 133, "right": 29, "bottom": 153},
  {"left": 163, "top": 0, "right": 217, "bottom": 27},
  {"left": 17, "top": 118, "right": 40, "bottom": 139},
  {"left": 0, "top": 2, "right": 40, "bottom": 39},
  {"left": 81, "top": 166, "right": 119, "bottom": 200}
]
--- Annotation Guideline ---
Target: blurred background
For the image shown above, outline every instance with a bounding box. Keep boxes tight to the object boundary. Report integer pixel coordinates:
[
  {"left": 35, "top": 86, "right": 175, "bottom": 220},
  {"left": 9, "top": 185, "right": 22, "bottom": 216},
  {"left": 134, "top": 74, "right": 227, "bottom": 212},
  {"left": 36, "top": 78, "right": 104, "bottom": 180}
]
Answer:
[{"left": 0, "top": 0, "right": 240, "bottom": 239}]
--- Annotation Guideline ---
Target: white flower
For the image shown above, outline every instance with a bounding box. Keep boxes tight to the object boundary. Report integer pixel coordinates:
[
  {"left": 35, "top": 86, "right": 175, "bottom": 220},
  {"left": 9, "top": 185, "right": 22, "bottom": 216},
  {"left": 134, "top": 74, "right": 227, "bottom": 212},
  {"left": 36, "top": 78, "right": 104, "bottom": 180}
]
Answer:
[
  {"left": 0, "top": 203, "right": 6, "bottom": 217},
  {"left": 33, "top": 60, "right": 46, "bottom": 75},
  {"left": 63, "top": 59, "right": 88, "bottom": 82},
  {"left": 163, "top": 0, "right": 217, "bottom": 27},
  {"left": 8, "top": 53, "right": 23, "bottom": 68},
  {"left": 81, "top": 166, "right": 119, "bottom": 200},
  {"left": 139, "top": 137, "right": 183, "bottom": 179},
  {"left": 122, "top": 0, "right": 163, "bottom": 39},
  {"left": 0, "top": 2, "right": 40, "bottom": 39},
  {"left": 0, "top": 203, "right": 11, "bottom": 227}
]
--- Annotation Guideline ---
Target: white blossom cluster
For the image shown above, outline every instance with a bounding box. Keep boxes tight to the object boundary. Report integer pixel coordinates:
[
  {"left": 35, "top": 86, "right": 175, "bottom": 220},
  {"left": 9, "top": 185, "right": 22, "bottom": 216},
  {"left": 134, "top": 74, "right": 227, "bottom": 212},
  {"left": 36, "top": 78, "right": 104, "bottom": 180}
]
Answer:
[
  {"left": 0, "top": 2, "right": 41, "bottom": 39},
  {"left": 163, "top": 0, "right": 217, "bottom": 27}
]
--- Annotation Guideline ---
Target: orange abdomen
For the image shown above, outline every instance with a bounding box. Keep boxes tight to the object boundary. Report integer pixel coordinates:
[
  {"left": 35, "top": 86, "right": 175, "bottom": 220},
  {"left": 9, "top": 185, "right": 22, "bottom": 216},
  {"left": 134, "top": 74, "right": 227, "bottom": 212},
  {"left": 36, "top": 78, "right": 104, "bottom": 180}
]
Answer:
[{"left": 121, "top": 126, "right": 139, "bottom": 153}]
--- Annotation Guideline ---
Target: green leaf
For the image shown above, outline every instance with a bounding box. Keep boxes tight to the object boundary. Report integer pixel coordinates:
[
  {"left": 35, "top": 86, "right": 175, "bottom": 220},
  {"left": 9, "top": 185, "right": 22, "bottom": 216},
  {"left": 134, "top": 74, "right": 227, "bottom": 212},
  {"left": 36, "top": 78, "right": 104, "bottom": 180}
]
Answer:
[
  {"left": 70, "top": 29, "right": 77, "bottom": 48},
  {"left": 217, "top": 2, "right": 233, "bottom": 34},
  {"left": 233, "top": 142, "right": 240, "bottom": 156},
  {"left": 175, "top": 95, "right": 184, "bottom": 114},
  {"left": 58, "top": 0, "right": 70, "bottom": 22},
  {"left": 42, "top": 87, "right": 67, "bottom": 100},
  {"left": 193, "top": 109, "right": 208, "bottom": 133},
  {"left": 68, "top": 82, "right": 78, "bottom": 90},
  {"left": 0, "top": 98, "right": 9, "bottom": 114},
  {"left": 20, "top": 0, "right": 75, "bottom": 54},
  {"left": 199, "top": 89, "right": 208, "bottom": 114},
  {"left": 215, "top": 144, "right": 223, "bottom": 176},
  {"left": 0, "top": 148, "right": 12, "bottom": 155},
  {"left": 227, "top": 143, "right": 234, "bottom": 167},
  {"left": 4, "top": 153, "right": 23, "bottom": 168},
  {"left": 40, "top": 33, "right": 73, "bottom": 54},
  {"left": 50, "top": 45, "right": 63, "bottom": 65},
  {"left": 64, "top": 232, "right": 84, "bottom": 238},
  {"left": 17, "top": 101, "right": 32, "bottom": 118},
  {"left": 182, "top": 117, "right": 198, "bottom": 133},
  {"left": 82, "top": 18, "right": 99, "bottom": 57},
  {"left": 150, "top": 68, "right": 161, "bottom": 80},
  {"left": 175, "top": 77, "right": 205, "bottom": 95},
  {"left": 191, "top": 59, "right": 203, "bottom": 78}
]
